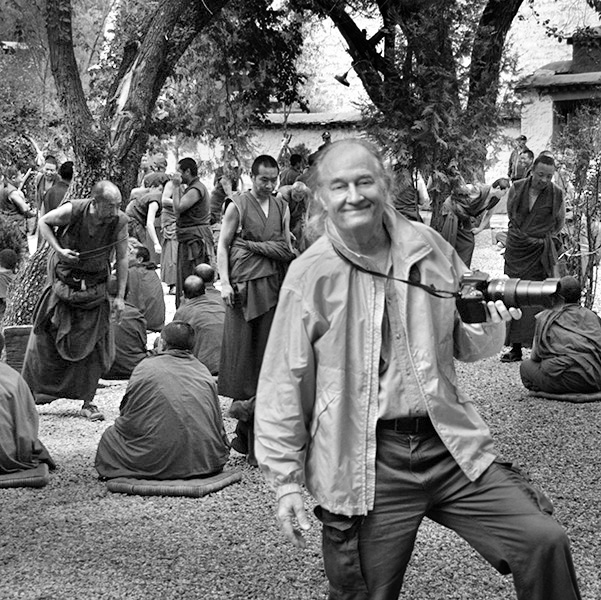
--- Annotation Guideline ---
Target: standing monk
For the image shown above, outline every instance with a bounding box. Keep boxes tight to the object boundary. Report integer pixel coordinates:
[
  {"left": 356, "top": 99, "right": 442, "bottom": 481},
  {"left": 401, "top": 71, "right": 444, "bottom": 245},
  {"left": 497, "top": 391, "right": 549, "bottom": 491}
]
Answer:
[
  {"left": 22, "top": 181, "right": 128, "bottom": 421},
  {"left": 172, "top": 157, "right": 213, "bottom": 308},
  {"left": 217, "top": 154, "right": 295, "bottom": 462},
  {"left": 502, "top": 154, "right": 565, "bottom": 362}
]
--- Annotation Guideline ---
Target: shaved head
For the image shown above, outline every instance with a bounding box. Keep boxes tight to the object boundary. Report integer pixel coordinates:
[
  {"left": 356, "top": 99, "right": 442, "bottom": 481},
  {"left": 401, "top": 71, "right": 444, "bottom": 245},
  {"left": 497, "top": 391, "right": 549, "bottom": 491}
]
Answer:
[
  {"left": 161, "top": 321, "right": 195, "bottom": 351},
  {"left": 193, "top": 263, "right": 215, "bottom": 284},
  {"left": 183, "top": 275, "right": 205, "bottom": 299},
  {"left": 92, "top": 180, "right": 122, "bottom": 204}
]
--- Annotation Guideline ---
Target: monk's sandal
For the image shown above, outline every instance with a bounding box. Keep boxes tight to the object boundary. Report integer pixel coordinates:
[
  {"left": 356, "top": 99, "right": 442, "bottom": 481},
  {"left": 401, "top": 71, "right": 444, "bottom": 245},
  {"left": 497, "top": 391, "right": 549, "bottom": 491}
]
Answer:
[{"left": 80, "top": 403, "right": 105, "bottom": 421}]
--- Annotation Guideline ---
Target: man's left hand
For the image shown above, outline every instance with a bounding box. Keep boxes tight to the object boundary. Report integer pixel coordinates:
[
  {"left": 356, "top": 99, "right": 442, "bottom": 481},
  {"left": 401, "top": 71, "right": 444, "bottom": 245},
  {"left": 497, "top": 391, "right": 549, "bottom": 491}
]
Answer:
[
  {"left": 486, "top": 300, "right": 522, "bottom": 323},
  {"left": 112, "top": 297, "right": 125, "bottom": 324}
]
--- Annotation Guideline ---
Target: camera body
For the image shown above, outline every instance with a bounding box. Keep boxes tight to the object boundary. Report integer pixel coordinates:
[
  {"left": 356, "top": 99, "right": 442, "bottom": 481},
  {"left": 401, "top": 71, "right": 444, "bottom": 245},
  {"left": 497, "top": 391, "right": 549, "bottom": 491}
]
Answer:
[{"left": 456, "top": 270, "right": 561, "bottom": 323}]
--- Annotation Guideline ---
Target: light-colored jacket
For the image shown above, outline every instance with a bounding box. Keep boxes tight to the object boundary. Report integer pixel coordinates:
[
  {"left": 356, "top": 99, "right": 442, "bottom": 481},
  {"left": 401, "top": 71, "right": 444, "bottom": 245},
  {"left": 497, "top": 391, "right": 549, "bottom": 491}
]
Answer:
[{"left": 255, "top": 206, "right": 504, "bottom": 516}]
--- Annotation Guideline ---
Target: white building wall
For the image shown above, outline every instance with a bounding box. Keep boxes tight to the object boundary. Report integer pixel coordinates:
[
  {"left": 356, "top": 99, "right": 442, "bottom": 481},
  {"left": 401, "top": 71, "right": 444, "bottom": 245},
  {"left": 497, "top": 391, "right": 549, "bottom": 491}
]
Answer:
[{"left": 520, "top": 91, "right": 556, "bottom": 155}]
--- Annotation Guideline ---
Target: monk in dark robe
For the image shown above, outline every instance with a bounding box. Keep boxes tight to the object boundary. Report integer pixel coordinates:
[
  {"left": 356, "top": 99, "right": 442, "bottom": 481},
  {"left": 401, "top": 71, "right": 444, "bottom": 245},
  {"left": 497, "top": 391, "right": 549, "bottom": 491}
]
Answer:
[
  {"left": 0, "top": 332, "right": 56, "bottom": 474},
  {"left": 173, "top": 157, "right": 214, "bottom": 308},
  {"left": 217, "top": 155, "right": 295, "bottom": 462},
  {"left": 502, "top": 154, "right": 565, "bottom": 362},
  {"left": 95, "top": 321, "right": 229, "bottom": 480},
  {"left": 125, "top": 244, "right": 165, "bottom": 332},
  {"left": 438, "top": 180, "right": 508, "bottom": 268},
  {"left": 174, "top": 274, "right": 224, "bottom": 376},
  {"left": 102, "top": 301, "right": 149, "bottom": 380},
  {"left": 520, "top": 276, "right": 601, "bottom": 393},
  {"left": 21, "top": 181, "right": 129, "bottom": 421}
]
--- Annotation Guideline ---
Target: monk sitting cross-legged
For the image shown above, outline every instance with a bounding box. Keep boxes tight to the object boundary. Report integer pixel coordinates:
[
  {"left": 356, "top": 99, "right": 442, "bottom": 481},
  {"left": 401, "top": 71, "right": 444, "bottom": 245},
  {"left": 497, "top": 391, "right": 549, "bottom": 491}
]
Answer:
[{"left": 94, "top": 321, "right": 230, "bottom": 480}]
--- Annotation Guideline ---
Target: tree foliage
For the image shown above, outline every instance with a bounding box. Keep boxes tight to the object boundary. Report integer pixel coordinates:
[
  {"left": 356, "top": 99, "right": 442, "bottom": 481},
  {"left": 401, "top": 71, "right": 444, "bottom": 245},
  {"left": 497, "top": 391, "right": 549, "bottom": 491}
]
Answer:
[
  {"left": 149, "top": 0, "right": 307, "bottom": 168},
  {"left": 293, "top": 0, "right": 525, "bottom": 224}
]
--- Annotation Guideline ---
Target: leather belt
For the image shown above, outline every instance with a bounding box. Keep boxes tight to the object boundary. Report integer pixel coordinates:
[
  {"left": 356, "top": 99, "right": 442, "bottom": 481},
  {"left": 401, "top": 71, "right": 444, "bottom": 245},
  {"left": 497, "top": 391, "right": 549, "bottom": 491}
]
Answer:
[{"left": 377, "top": 416, "right": 435, "bottom": 434}]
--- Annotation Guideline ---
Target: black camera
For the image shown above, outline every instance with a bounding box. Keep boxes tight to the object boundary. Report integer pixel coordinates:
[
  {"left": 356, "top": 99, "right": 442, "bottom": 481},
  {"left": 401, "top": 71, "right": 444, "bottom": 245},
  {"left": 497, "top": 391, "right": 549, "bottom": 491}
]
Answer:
[{"left": 456, "top": 271, "right": 561, "bottom": 323}]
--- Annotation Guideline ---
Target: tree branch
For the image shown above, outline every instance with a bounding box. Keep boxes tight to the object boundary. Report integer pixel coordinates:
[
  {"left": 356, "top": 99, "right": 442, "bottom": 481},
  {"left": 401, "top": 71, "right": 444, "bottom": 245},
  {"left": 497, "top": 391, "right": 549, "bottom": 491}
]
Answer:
[
  {"left": 107, "top": 0, "right": 230, "bottom": 161},
  {"left": 467, "top": 0, "right": 524, "bottom": 112}
]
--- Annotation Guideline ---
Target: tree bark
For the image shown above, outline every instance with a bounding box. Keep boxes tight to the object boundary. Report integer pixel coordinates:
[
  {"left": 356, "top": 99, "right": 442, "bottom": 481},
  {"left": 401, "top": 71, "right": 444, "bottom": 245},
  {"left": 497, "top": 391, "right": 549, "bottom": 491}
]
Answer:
[{"left": 467, "top": 0, "right": 525, "bottom": 112}]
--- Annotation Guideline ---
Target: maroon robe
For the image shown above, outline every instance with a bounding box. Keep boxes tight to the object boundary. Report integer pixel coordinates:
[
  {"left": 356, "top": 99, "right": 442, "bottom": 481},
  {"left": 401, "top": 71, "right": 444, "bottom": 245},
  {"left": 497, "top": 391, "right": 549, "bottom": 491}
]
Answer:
[
  {"left": 504, "top": 178, "right": 564, "bottom": 346},
  {"left": 520, "top": 304, "right": 601, "bottom": 393},
  {"left": 22, "top": 199, "right": 127, "bottom": 403},
  {"left": 0, "top": 362, "right": 55, "bottom": 474},
  {"left": 218, "top": 192, "right": 294, "bottom": 400},
  {"left": 95, "top": 350, "right": 229, "bottom": 480}
]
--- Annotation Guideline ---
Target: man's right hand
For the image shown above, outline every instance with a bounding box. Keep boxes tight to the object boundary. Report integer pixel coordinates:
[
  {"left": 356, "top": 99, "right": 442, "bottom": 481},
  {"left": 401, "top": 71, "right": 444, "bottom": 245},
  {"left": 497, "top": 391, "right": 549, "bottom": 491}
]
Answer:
[
  {"left": 221, "top": 282, "right": 235, "bottom": 307},
  {"left": 57, "top": 248, "right": 80, "bottom": 264},
  {"left": 277, "top": 492, "right": 311, "bottom": 549}
]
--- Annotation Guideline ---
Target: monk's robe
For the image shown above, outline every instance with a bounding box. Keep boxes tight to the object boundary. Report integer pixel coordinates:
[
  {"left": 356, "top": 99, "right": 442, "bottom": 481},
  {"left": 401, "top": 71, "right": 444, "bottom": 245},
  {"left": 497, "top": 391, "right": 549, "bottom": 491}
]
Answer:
[
  {"left": 504, "top": 178, "right": 564, "bottom": 346},
  {"left": 174, "top": 294, "right": 225, "bottom": 375},
  {"left": 520, "top": 304, "right": 601, "bottom": 394},
  {"left": 95, "top": 349, "right": 229, "bottom": 480},
  {"left": 218, "top": 191, "right": 295, "bottom": 400},
  {"left": 175, "top": 178, "right": 214, "bottom": 308},
  {"left": 22, "top": 199, "right": 127, "bottom": 404},
  {"left": 102, "top": 302, "right": 149, "bottom": 380},
  {"left": 0, "top": 362, "right": 55, "bottom": 474},
  {"left": 126, "top": 261, "right": 165, "bottom": 332},
  {"left": 438, "top": 187, "right": 492, "bottom": 268}
]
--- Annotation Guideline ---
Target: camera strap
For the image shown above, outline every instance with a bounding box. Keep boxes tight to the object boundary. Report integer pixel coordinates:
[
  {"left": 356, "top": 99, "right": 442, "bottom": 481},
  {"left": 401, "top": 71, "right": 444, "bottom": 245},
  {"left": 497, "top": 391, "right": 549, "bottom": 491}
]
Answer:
[{"left": 332, "top": 246, "right": 458, "bottom": 299}]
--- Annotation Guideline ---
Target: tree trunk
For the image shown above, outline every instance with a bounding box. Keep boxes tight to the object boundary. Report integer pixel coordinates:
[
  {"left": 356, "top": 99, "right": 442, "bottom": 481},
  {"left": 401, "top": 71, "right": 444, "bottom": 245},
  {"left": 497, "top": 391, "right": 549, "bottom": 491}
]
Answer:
[{"left": 3, "top": 0, "right": 230, "bottom": 326}]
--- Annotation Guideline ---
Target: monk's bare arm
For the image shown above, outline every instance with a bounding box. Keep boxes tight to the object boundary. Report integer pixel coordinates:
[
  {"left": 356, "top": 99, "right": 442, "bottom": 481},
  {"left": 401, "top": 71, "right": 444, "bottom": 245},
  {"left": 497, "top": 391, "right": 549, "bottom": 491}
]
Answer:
[
  {"left": 217, "top": 202, "right": 239, "bottom": 307},
  {"left": 146, "top": 201, "right": 162, "bottom": 254},
  {"left": 113, "top": 219, "right": 129, "bottom": 322},
  {"left": 39, "top": 203, "right": 79, "bottom": 263}
]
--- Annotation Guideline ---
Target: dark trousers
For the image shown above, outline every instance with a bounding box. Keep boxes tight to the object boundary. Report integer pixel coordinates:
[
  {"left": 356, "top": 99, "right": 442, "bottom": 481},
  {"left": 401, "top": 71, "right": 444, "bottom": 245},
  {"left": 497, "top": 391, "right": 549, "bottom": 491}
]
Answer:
[{"left": 317, "top": 429, "right": 581, "bottom": 600}]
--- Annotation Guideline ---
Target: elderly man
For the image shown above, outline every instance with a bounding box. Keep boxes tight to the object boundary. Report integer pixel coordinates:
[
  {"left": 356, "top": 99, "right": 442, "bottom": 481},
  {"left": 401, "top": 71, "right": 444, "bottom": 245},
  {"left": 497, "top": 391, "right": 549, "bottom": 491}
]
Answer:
[
  {"left": 174, "top": 274, "right": 225, "bottom": 376},
  {"left": 502, "top": 154, "right": 565, "bottom": 362},
  {"left": 255, "top": 139, "right": 581, "bottom": 600},
  {"left": 520, "top": 276, "right": 601, "bottom": 394},
  {"left": 218, "top": 154, "right": 295, "bottom": 460},
  {"left": 0, "top": 332, "right": 55, "bottom": 475},
  {"left": 22, "top": 181, "right": 128, "bottom": 421},
  {"left": 95, "top": 321, "right": 229, "bottom": 480},
  {"left": 172, "top": 157, "right": 213, "bottom": 308}
]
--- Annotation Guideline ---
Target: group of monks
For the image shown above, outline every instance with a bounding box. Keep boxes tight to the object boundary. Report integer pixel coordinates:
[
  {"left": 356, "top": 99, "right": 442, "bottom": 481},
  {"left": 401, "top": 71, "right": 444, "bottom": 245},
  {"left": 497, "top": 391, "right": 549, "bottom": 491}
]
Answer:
[{"left": 2, "top": 141, "right": 601, "bottom": 484}]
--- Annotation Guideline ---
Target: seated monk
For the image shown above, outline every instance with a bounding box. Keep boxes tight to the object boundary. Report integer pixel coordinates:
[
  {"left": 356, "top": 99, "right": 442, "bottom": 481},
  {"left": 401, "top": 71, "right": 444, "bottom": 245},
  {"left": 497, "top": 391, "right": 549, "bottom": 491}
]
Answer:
[
  {"left": 95, "top": 321, "right": 230, "bottom": 480},
  {"left": 0, "top": 332, "right": 56, "bottom": 474},
  {"left": 126, "top": 244, "right": 165, "bottom": 332},
  {"left": 173, "top": 273, "right": 225, "bottom": 376},
  {"left": 102, "top": 278, "right": 150, "bottom": 380},
  {"left": 520, "top": 276, "right": 601, "bottom": 394}
]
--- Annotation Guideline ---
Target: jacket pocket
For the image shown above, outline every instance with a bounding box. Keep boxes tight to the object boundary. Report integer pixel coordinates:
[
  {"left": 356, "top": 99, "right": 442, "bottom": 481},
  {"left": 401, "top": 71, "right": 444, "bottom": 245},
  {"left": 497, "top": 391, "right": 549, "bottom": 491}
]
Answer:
[{"left": 314, "top": 506, "right": 369, "bottom": 599}]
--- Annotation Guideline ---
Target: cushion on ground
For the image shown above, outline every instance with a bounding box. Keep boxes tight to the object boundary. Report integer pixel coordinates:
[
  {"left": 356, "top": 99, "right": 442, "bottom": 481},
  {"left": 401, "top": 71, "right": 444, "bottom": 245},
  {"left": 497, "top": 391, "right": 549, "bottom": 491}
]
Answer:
[
  {"left": 106, "top": 470, "right": 242, "bottom": 497},
  {"left": 0, "top": 463, "right": 50, "bottom": 488},
  {"left": 527, "top": 389, "right": 601, "bottom": 403}
]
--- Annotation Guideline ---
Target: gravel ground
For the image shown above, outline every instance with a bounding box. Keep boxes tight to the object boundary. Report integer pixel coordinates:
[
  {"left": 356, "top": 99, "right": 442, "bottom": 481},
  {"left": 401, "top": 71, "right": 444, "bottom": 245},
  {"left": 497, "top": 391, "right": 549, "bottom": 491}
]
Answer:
[{"left": 1, "top": 232, "right": 600, "bottom": 600}]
